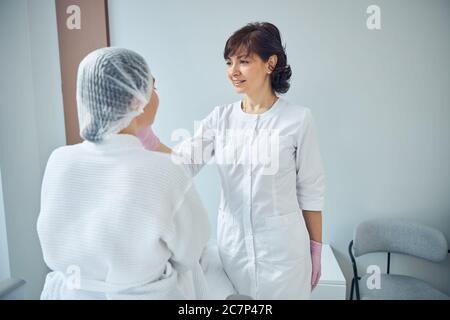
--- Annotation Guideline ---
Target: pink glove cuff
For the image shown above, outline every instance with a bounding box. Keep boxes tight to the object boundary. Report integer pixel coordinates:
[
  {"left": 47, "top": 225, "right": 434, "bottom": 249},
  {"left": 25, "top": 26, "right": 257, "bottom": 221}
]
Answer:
[
  {"left": 310, "top": 239, "right": 322, "bottom": 257},
  {"left": 137, "top": 126, "right": 160, "bottom": 151},
  {"left": 310, "top": 240, "right": 322, "bottom": 291}
]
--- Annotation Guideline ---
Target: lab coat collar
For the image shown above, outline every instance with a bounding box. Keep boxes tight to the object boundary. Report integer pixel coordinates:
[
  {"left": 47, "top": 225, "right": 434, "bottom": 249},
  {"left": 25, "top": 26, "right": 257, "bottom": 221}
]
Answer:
[{"left": 235, "top": 96, "right": 284, "bottom": 121}]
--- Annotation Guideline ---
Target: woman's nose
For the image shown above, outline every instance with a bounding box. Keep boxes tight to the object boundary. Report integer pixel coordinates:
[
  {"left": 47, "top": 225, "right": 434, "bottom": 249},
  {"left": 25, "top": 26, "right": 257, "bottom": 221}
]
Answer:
[{"left": 231, "top": 65, "right": 240, "bottom": 77}]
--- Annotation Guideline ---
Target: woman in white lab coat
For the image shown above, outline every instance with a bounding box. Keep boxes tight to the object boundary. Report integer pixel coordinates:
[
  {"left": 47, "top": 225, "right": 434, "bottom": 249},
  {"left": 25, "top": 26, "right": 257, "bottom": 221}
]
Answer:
[
  {"left": 37, "top": 47, "right": 211, "bottom": 299},
  {"left": 170, "top": 22, "right": 326, "bottom": 299}
]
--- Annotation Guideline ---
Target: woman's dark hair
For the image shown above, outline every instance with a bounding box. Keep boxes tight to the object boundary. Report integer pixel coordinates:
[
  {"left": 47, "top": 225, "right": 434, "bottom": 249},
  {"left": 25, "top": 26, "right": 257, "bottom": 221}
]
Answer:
[{"left": 223, "top": 22, "right": 292, "bottom": 94}]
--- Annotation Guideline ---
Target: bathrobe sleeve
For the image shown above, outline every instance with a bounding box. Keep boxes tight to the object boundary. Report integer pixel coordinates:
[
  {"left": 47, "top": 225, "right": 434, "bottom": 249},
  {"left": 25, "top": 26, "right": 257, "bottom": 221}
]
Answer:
[
  {"left": 295, "top": 108, "right": 326, "bottom": 211},
  {"left": 163, "top": 180, "right": 211, "bottom": 272}
]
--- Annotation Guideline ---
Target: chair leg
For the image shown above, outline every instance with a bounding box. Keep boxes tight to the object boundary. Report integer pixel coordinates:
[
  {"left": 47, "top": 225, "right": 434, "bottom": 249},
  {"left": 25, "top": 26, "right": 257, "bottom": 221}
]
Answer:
[
  {"left": 350, "top": 278, "right": 354, "bottom": 300},
  {"left": 355, "top": 277, "right": 360, "bottom": 300}
]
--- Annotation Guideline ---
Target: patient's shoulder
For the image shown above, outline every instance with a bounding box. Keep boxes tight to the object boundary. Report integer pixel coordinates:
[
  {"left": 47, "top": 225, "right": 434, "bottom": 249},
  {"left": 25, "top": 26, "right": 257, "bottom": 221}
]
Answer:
[{"left": 135, "top": 150, "right": 192, "bottom": 187}]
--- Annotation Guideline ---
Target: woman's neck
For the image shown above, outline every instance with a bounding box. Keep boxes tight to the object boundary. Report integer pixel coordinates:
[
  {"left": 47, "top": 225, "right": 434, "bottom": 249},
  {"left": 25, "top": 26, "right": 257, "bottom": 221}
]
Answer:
[
  {"left": 242, "top": 91, "right": 278, "bottom": 114},
  {"left": 119, "top": 119, "right": 138, "bottom": 136}
]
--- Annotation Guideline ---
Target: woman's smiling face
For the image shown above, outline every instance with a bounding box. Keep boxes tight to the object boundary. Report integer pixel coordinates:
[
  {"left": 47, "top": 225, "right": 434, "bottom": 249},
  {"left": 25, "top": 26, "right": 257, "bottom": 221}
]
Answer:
[{"left": 226, "top": 50, "right": 271, "bottom": 95}]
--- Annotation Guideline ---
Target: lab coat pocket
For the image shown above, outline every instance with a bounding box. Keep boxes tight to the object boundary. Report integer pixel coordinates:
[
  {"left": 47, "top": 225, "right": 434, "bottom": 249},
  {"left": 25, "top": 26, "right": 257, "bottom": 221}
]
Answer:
[{"left": 255, "top": 212, "right": 308, "bottom": 262}]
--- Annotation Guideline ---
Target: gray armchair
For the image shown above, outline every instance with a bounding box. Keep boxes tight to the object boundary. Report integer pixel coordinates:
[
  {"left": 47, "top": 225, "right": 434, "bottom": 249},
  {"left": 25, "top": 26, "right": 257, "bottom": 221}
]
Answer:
[{"left": 348, "top": 218, "right": 449, "bottom": 300}]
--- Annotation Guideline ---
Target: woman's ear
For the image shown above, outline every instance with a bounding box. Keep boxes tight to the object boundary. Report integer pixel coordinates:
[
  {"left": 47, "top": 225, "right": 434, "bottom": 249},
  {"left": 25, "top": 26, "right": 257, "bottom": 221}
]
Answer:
[{"left": 267, "top": 55, "right": 278, "bottom": 73}]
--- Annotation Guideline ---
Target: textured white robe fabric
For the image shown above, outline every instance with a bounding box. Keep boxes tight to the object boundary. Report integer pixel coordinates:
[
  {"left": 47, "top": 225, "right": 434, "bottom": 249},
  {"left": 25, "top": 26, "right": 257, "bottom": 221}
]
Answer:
[{"left": 37, "top": 134, "right": 212, "bottom": 299}]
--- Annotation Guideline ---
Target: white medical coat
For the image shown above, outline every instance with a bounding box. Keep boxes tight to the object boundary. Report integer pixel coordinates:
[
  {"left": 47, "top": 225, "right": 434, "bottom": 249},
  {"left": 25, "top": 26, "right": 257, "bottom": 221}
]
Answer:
[
  {"left": 37, "top": 134, "right": 211, "bottom": 299},
  {"left": 174, "top": 98, "right": 325, "bottom": 299}
]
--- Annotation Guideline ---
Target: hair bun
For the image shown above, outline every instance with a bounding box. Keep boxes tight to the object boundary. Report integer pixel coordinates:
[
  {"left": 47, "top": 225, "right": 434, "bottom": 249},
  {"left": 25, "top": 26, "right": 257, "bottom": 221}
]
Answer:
[{"left": 271, "top": 64, "right": 292, "bottom": 94}]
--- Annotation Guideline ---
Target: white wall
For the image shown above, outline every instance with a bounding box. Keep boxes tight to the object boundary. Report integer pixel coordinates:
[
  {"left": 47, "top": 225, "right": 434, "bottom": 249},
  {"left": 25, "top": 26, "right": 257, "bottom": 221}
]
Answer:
[
  {"left": 0, "top": 0, "right": 66, "bottom": 299},
  {"left": 108, "top": 0, "right": 450, "bottom": 297}
]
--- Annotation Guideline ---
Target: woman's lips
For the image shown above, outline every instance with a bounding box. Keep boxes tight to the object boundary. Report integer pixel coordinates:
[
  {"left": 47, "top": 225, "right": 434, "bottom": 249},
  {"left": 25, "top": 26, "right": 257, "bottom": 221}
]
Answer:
[{"left": 233, "top": 80, "right": 246, "bottom": 86}]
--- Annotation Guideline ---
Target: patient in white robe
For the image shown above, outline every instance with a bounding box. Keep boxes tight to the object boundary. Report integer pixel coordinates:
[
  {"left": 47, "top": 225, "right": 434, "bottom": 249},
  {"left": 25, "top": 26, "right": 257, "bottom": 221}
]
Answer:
[{"left": 37, "top": 47, "right": 233, "bottom": 299}]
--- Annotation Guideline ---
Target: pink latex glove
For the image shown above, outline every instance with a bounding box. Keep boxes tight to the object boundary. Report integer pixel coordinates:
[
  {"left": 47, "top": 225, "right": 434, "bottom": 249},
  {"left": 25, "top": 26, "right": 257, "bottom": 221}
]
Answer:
[
  {"left": 137, "top": 125, "right": 160, "bottom": 151},
  {"left": 310, "top": 239, "right": 322, "bottom": 291}
]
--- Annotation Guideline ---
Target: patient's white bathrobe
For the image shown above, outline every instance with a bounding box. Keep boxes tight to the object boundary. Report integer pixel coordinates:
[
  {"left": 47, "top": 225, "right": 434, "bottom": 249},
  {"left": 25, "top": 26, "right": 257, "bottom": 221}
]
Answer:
[{"left": 37, "top": 134, "right": 215, "bottom": 299}]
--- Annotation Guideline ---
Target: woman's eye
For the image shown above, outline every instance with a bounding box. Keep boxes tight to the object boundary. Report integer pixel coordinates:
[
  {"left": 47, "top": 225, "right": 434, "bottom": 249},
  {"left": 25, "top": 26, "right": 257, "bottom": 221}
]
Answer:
[
  {"left": 225, "top": 61, "right": 231, "bottom": 66},
  {"left": 240, "top": 60, "right": 249, "bottom": 64}
]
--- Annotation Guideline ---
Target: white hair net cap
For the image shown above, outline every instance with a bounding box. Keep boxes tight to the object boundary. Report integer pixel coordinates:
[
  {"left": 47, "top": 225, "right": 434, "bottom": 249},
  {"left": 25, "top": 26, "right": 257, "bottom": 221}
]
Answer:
[{"left": 76, "top": 47, "right": 153, "bottom": 142}]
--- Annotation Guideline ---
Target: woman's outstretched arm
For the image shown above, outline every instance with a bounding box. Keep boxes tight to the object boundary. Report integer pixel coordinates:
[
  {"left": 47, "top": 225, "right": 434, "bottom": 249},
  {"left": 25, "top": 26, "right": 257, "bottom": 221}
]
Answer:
[{"left": 158, "top": 143, "right": 172, "bottom": 154}]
